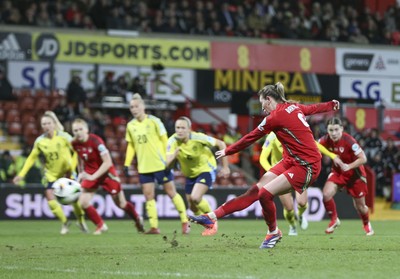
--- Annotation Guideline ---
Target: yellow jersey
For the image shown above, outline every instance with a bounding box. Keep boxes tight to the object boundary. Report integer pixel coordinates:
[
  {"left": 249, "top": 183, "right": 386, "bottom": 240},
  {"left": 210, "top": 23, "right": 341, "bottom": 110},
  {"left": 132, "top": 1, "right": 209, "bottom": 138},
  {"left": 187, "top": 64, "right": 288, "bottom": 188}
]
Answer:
[
  {"left": 167, "top": 132, "right": 217, "bottom": 178},
  {"left": 18, "top": 131, "right": 75, "bottom": 183},
  {"left": 125, "top": 115, "right": 168, "bottom": 173},
  {"left": 260, "top": 132, "right": 337, "bottom": 171},
  {"left": 260, "top": 132, "right": 283, "bottom": 171}
]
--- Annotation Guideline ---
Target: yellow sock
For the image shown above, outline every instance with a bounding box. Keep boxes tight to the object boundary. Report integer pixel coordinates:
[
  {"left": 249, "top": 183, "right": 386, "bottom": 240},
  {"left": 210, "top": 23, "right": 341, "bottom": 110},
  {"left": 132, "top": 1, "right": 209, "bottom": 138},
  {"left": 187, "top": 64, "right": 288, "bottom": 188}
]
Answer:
[
  {"left": 48, "top": 200, "right": 67, "bottom": 224},
  {"left": 283, "top": 208, "right": 296, "bottom": 227},
  {"left": 72, "top": 201, "right": 85, "bottom": 224},
  {"left": 172, "top": 194, "right": 188, "bottom": 223},
  {"left": 298, "top": 203, "right": 308, "bottom": 218},
  {"left": 197, "top": 198, "right": 211, "bottom": 214},
  {"left": 146, "top": 199, "right": 158, "bottom": 229}
]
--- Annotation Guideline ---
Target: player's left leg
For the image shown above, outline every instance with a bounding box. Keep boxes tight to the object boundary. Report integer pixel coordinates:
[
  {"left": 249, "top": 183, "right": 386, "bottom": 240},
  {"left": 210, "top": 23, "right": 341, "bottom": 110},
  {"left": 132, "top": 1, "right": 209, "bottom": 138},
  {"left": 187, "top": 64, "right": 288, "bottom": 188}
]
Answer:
[
  {"left": 296, "top": 191, "right": 309, "bottom": 230},
  {"left": 72, "top": 201, "right": 89, "bottom": 233},
  {"left": 45, "top": 188, "right": 69, "bottom": 234},
  {"left": 258, "top": 174, "right": 291, "bottom": 249},
  {"left": 112, "top": 190, "right": 144, "bottom": 233},
  {"left": 353, "top": 197, "right": 374, "bottom": 236},
  {"left": 190, "top": 182, "right": 213, "bottom": 236},
  {"left": 279, "top": 193, "right": 297, "bottom": 236}
]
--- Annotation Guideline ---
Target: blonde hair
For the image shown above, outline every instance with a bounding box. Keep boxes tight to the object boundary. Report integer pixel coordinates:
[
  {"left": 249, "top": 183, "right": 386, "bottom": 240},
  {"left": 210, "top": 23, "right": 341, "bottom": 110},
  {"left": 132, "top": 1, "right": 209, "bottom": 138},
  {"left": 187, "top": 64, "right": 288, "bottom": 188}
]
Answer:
[
  {"left": 72, "top": 118, "right": 89, "bottom": 129},
  {"left": 42, "top": 111, "right": 64, "bottom": 131},
  {"left": 258, "top": 82, "right": 297, "bottom": 103}
]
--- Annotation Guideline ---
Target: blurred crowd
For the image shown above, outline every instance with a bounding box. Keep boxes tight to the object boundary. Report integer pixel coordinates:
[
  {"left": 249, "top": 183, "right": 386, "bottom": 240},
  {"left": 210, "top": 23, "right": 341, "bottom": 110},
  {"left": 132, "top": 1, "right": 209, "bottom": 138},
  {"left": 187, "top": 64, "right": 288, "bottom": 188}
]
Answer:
[{"left": 0, "top": 0, "right": 399, "bottom": 45}]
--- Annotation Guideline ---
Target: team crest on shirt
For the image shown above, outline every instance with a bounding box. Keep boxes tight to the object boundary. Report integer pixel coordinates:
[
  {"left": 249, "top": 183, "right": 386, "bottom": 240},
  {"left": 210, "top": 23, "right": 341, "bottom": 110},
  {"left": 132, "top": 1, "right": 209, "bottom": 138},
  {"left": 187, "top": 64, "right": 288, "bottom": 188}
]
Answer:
[
  {"left": 339, "top": 147, "right": 344, "bottom": 153},
  {"left": 88, "top": 147, "right": 93, "bottom": 153}
]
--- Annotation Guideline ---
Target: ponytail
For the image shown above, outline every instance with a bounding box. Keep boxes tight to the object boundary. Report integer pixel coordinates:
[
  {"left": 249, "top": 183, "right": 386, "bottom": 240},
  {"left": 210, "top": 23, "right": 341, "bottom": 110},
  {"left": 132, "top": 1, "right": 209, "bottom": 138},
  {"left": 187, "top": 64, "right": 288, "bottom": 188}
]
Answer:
[{"left": 258, "top": 82, "right": 297, "bottom": 103}]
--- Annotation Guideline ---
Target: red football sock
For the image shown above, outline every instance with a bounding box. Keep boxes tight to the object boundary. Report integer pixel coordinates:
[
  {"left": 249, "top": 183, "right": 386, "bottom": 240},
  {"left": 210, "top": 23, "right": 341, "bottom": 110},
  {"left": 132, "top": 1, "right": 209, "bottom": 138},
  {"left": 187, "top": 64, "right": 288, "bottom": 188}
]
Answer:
[
  {"left": 359, "top": 211, "right": 369, "bottom": 225},
  {"left": 214, "top": 184, "right": 259, "bottom": 219},
  {"left": 323, "top": 198, "right": 338, "bottom": 221},
  {"left": 258, "top": 187, "right": 277, "bottom": 232},
  {"left": 124, "top": 202, "right": 139, "bottom": 220},
  {"left": 85, "top": 205, "right": 103, "bottom": 226}
]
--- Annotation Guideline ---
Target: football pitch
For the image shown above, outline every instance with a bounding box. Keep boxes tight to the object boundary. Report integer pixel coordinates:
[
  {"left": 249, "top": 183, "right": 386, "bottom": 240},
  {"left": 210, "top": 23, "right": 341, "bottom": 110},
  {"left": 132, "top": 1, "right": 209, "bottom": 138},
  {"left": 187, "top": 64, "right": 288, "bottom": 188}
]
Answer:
[{"left": 0, "top": 219, "right": 399, "bottom": 279}]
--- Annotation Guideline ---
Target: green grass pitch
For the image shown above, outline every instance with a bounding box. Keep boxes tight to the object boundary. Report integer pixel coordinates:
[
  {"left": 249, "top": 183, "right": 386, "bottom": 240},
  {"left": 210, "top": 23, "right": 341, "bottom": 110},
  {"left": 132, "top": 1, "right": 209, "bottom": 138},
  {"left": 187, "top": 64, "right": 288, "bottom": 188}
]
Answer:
[{"left": 0, "top": 219, "right": 399, "bottom": 279}]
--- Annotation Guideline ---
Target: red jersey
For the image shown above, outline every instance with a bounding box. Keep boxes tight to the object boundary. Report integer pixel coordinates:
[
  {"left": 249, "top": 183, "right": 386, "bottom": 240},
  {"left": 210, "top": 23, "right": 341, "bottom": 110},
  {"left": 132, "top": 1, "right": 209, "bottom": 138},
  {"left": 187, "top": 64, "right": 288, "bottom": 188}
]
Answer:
[
  {"left": 72, "top": 134, "right": 117, "bottom": 175},
  {"left": 318, "top": 132, "right": 366, "bottom": 178},
  {"left": 226, "top": 101, "right": 335, "bottom": 165}
]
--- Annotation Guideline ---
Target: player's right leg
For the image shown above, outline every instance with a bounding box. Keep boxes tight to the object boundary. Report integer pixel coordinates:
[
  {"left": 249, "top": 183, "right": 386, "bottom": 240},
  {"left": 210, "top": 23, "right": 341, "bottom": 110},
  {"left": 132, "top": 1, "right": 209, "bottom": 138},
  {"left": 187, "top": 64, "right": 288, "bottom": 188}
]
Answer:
[
  {"left": 323, "top": 181, "right": 340, "bottom": 234},
  {"left": 142, "top": 181, "right": 160, "bottom": 234}
]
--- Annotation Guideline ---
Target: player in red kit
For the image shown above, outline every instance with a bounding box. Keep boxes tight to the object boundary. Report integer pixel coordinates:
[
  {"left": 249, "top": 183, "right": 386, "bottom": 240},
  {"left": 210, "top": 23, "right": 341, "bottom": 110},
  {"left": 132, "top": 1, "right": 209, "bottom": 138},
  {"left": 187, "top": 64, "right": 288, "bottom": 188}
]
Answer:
[
  {"left": 71, "top": 118, "right": 144, "bottom": 235},
  {"left": 189, "top": 82, "right": 340, "bottom": 248},
  {"left": 319, "top": 117, "right": 374, "bottom": 236}
]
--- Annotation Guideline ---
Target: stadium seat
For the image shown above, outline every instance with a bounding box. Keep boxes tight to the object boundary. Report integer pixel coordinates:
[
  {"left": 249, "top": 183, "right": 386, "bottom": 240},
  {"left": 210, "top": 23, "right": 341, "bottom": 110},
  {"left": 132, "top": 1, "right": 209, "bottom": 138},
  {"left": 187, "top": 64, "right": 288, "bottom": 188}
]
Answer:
[
  {"left": 5, "top": 109, "right": 20, "bottom": 123},
  {"left": 104, "top": 125, "right": 115, "bottom": 139},
  {"left": 21, "top": 111, "right": 37, "bottom": 125},
  {"left": 34, "top": 89, "right": 48, "bottom": 98},
  {"left": 3, "top": 101, "right": 18, "bottom": 111},
  {"left": 116, "top": 125, "right": 126, "bottom": 138},
  {"left": 35, "top": 97, "right": 51, "bottom": 111},
  {"left": 106, "top": 137, "right": 117, "bottom": 146},
  {"left": 7, "top": 122, "right": 22, "bottom": 135},
  {"left": 109, "top": 143, "right": 120, "bottom": 152},
  {"left": 18, "top": 88, "right": 33, "bottom": 98},
  {"left": 231, "top": 171, "right": 247, "bottom": 187},
  {"left": 119, "top": 140, "right": 127, "bottom": 153},
  {"left": 18, "top": 96, "right": 35, "bottom": 111},
  {"left": 216, "top": 173, "right": 231, "bottom": 187},
  {"left": 127, "top": 169, "right": 140, "bottom": 185},
  {"left": 111, "top": 150, "right": 123, "bottom": 165},
  {"left": 23, "top": 122, "right": 39, "bottom": 137}
]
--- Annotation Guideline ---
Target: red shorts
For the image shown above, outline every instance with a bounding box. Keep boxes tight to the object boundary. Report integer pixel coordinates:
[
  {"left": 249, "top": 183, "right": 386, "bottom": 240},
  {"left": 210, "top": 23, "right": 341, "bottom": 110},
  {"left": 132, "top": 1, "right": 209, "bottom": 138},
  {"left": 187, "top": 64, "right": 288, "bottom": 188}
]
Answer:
[
  {"left": 327, "top": 172, "right": 368, "bottom": 198},
  {"left": 81, "top": 173, "right": 121, "bottom": 195},
  {"left": 269, "top": 158, "right": 321, "bottom": 194}
]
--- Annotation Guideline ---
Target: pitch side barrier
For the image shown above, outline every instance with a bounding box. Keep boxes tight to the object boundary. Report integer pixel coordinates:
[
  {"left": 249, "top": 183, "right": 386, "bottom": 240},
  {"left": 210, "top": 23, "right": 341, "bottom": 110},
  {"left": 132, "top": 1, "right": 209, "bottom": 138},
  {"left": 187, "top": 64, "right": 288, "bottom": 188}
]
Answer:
[{"left": 0, "top": 185, "right": 358, "bottom": 220}]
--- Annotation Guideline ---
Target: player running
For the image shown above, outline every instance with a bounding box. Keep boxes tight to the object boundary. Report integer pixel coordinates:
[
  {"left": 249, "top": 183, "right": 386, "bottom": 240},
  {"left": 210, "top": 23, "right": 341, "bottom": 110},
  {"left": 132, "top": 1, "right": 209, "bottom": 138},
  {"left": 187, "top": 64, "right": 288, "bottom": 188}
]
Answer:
[
  {"left": 71, "top": 118, "right": 144, "bottom": 235},
  {"left": 166, "top": 116, "right": 230, "bottom": 235},
  {"left": 13, "top": 111, "right": 88, "bottom": 234}
]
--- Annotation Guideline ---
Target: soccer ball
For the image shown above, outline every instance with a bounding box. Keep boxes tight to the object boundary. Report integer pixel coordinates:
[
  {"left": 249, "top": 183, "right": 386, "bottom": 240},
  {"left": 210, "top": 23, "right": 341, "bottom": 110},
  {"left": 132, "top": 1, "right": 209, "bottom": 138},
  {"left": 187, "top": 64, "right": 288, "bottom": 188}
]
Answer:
[{"left": 52, "top": 178, "right": 82, "bottom": 205}]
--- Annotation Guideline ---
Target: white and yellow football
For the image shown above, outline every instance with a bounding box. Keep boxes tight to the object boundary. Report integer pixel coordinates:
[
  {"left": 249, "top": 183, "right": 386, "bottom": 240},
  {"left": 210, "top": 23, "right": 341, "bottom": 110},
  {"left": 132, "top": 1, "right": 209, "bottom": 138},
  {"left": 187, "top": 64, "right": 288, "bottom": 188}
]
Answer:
[{"left": 52, "top": 178, "right": 82, "bottom": 205}]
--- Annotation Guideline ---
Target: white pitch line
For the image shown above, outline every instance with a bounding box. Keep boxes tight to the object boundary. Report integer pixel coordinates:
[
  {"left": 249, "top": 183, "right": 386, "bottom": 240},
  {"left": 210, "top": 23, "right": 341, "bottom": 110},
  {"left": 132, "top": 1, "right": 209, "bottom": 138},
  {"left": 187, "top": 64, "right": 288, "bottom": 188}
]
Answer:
[{"left": 0, "top": 265, "right": 259, "bottom": 279}]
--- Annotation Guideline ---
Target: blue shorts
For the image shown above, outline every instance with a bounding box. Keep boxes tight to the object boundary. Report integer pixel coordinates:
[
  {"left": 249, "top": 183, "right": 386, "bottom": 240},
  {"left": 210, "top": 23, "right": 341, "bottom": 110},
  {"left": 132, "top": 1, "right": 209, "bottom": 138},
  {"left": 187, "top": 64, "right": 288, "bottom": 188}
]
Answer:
[
  {"left": 185, "top": 171, "right": 216, "bottom": 194},
  {"left": 139, "top": 169, "right": 174, "bottom": 185}
]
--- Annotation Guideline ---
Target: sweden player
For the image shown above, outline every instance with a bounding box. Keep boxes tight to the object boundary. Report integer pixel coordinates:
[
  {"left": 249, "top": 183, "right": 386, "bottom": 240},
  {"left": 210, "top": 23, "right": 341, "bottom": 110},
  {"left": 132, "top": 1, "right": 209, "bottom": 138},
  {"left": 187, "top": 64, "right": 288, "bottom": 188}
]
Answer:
[
  {"left": 124, "top": 94, "right": 189, "bottom": 234},
  {"left": 13, "top": 111, "right": 87, "bottom": 234},
  {"left": 166, "top": 116, "right": 230, "bottom": 236},
  {"left": 260, "top": 132, "right": 341, "bottom": 236}
]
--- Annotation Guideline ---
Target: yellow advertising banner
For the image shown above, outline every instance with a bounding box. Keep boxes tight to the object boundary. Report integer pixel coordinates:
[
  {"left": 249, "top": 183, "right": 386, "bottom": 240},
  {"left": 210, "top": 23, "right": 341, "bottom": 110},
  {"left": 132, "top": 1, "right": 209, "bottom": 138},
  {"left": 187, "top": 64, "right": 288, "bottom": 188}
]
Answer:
[{"left": 32, "top": 33, "right": 210, "bottom": 69}]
